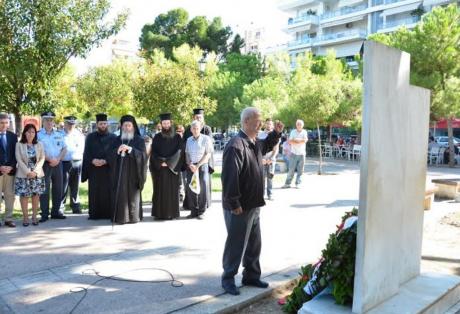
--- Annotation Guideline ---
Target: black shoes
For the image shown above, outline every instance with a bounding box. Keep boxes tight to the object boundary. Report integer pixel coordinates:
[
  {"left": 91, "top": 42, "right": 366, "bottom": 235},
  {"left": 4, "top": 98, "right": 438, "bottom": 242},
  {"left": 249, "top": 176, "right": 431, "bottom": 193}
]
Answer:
[
  {"left": 222, "top": 283, "right": 240, "bottom": 295},
  {"left": 51, "top": 214, "right": 66, "bottom": 219},
  {"left": 241, "top": 278, "right": 269, "bottom": 288},
  {"left": 39, "top": 217, "right": 48, "bottom": 223}
]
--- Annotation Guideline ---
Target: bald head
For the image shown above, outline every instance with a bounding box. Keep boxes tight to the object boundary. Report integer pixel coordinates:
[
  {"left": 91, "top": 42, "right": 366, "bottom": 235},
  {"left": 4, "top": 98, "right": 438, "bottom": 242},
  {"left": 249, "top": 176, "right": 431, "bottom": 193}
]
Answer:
[{"left": 241, "top": 107, "right": 263, "bottom": 140}]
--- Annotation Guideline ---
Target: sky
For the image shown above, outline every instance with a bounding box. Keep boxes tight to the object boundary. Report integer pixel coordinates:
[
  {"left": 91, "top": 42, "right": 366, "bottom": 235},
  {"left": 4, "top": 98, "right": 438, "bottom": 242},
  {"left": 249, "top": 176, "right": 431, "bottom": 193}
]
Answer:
[{"left": 71, "top": 0, "right": 290, "bottom": 74}]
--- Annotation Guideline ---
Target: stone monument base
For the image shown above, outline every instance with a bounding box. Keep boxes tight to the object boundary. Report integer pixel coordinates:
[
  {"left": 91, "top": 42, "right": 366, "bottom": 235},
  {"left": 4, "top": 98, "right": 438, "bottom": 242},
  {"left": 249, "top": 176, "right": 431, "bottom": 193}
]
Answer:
[{"left": 298, "top": 272, "right": 460, "bottom": 314}]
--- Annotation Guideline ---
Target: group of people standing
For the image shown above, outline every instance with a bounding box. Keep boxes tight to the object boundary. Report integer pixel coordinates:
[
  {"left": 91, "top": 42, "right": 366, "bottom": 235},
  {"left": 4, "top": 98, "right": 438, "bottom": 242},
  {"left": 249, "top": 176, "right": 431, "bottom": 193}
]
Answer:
[{"left": 0, "top": 108, "right": 217, "bottom": 227}]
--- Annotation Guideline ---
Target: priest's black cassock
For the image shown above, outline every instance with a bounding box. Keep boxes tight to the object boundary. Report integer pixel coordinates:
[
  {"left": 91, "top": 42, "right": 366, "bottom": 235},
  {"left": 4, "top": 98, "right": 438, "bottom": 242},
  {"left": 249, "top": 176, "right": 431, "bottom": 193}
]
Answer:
[
  {"left": 150, "top": 132, "right": 184, "bottom": 220},
  {"left": 108, "top": 120, "right": 147, "bottom": 224},
  {"left": 82, "top": 130, "right": 116, "bottom": 219}
]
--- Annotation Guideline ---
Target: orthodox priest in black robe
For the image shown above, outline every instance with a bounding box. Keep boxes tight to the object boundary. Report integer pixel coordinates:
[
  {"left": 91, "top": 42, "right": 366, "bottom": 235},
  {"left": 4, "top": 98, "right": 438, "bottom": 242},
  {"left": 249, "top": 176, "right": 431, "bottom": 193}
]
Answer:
[
  {"left": 150, "top": 113, "right": 184, "bottom": 220},
  {"left": 108, "top": 115, "right": 147, "bottom": 224},
  {"left": 81, "top": 113, "right": 116, "bottom": 219},
  {"left": 183, "top": 108, "right": 214, "bottom": 207}
]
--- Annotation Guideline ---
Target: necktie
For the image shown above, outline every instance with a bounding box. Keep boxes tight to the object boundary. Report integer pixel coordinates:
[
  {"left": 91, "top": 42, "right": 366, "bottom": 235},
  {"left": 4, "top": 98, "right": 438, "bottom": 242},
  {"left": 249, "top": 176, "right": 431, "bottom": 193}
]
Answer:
[{"left": 1, "top": 134, "right": 6, "bottom": 151}]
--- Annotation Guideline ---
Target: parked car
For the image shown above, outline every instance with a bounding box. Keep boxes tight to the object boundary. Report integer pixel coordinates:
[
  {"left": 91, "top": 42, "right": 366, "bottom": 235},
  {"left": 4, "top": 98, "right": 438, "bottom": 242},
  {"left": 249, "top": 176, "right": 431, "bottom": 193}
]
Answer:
[{"left": 435, "top": 136, "right": 460, "bottom": 147}]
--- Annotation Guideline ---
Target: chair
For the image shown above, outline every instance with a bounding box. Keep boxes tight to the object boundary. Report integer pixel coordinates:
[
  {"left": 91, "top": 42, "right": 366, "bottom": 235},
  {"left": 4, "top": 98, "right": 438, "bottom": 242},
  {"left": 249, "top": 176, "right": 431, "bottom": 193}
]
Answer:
[
  {"left": 428, "top": 146, "right": 440, "bottom": 165},
  {"left": 351, "top": 145, "right": 361, "bottom": 161},
  {"left": 322, "top": 144, "right": 333, "bottom": 158}
]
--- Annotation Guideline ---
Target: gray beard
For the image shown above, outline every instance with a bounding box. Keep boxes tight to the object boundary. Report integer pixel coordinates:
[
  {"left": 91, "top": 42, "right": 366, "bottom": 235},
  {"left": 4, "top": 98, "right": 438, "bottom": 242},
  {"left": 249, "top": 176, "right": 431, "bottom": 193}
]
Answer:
[{"left": 121, "top": 131, "right": 134, "bottom": 141}]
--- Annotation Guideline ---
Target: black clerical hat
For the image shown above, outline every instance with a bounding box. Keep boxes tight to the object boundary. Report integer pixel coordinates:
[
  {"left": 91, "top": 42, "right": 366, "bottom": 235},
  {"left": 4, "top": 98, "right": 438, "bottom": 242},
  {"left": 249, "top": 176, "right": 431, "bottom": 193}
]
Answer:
[
  {"left": 193, "top": 108, "right": 204, "bottom": 115},
  {"left": 96, "top": 113, "right": 108, "bottom": 122},
  {"left": 64, "top": 116, "right": 77, "bottom": 124},
  {"left": 41, "top": 111, "right": 55, "bottom": 119},
  {"left": 159, "top": 113, "right": 172, "bottom": 121}
]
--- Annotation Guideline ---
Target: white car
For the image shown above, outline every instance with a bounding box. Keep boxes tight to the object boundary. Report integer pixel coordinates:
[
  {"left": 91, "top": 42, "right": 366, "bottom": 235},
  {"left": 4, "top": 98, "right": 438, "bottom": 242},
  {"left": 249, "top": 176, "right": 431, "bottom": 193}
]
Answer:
[{"left": 435, "top": 136, "right": 460, "bottom": 147}]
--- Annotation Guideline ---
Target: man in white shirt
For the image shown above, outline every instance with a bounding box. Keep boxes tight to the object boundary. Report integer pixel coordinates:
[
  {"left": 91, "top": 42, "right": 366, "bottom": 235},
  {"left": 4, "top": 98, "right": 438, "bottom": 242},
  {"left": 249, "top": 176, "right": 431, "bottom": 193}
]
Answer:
[
  {"left": 61, "top": 116, "right": 85, "bottom": 213},
  {"left": 282, "top": 119, "right": 308, "bottom": 188}
]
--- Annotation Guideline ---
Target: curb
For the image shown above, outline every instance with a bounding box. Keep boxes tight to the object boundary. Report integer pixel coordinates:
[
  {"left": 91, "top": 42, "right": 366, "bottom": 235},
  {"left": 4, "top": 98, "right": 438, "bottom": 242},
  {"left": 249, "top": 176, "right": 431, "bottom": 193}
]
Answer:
[{"left": 169, "top": 265, "right": 301, "bottom": 314}]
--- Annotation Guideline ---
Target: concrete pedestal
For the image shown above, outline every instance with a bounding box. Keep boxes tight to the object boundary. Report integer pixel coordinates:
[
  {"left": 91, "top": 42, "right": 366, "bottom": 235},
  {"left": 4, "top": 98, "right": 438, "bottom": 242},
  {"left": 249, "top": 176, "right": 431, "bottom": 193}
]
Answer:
[{"left": 298, "top": 273, "right": 460, "bottom": 314}]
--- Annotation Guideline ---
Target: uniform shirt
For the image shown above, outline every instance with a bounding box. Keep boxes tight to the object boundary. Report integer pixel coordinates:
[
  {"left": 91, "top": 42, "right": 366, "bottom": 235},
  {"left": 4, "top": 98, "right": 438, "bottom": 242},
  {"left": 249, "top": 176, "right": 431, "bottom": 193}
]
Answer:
[
  {"left": 62, "top": 129, "right": 85, "bottom": 161},
  {"left": 38, "top": 128, "right": 67, "bottom": 160},
  {"left": 289, "top": 129, "right": 308, "bottom": 156},
  {"left": 186, "top": 134, "right": 213, "bottom": 164}
]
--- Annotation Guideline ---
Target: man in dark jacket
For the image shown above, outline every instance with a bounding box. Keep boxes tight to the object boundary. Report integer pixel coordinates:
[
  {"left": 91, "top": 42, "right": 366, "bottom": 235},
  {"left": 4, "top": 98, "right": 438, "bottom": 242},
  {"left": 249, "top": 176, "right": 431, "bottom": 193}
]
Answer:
[
  {"left": 221, "top": 107, "right": 284, "bottom": 295},
  {"left": 0, "top": 113, "right": 17, "bottom": 227}
]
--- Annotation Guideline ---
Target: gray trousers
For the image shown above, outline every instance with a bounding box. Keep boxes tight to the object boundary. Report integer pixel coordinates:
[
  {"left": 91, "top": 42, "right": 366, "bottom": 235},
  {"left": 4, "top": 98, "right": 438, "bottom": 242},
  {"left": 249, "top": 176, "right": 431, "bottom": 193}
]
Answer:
[
  {"left": 61, "top": 160, "right": 82, "bottom": 212},
  {"left": 222, "top": 207, "right": 261, "bottom": 286},
  {"left": 263, "top": 164, "right": 274, "bottom": 198},
  {"left": 285, "top": 154, "right": 305, "bottom": 186},
  {"left": 40, "top": 162, "right": 64, "bottom": 218}
]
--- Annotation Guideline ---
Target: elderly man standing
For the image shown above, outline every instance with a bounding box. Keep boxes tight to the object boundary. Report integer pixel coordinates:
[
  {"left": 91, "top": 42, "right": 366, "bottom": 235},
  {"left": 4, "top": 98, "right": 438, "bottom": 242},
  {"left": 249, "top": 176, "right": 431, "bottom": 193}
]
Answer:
[
  {"left": 61, "top": 116, "right": 85, "bottom": 214},
  {"left": 0, "top": 113, "right": 17, "bottom": 228},
  {"left": 282, "top": 119, "right": 308, "bottom": 189},
  {"left": 38, "top": 112, "right": 67, "bottom": 222},
  {"left": 108, "top": 115, "right": 147, "bottom": 224},
  {"left": 221, "top": 107, "right": 284, "bottom": 296},
  {"left": 183, "top": 120, "right": 213, "bottom": 219}
]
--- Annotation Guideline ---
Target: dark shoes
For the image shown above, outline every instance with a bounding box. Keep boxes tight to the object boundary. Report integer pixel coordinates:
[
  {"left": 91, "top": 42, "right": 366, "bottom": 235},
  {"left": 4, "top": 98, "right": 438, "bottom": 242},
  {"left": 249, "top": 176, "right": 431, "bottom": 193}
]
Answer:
[
  {"left": 51, "top": 214, "right": 66, "bottom": 219},
  {"left": 39, "top": 217, "right": 48, "bottom": 223},
  {"left": 242, "top": 278, "right": 269, "bottom": 289},
  {"left": 222, "top": 283, "right": 240, "bottom": 295},
  {"left": 4, "top": 221, "right": 16, "bottom": 228}
]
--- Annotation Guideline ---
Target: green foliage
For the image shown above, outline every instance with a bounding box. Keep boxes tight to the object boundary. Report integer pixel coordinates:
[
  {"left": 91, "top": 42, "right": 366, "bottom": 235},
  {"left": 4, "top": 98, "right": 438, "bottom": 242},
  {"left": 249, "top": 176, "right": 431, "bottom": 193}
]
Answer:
[
  {"left": 133, "top": 56, "right": 216, "bottom": 125},
  {"left": 282, "top": 264, "right": 315, "bottom": 314},
  {"left": 207, "top": 53, "right": 264, "bottom": 129},
  {"left": 76, "top": 60, "right": 139, "bottom": 119},
  {"left": 0, "top": 0, "right": 127, "bottom": 122},
  {"left": 139, "top": 8, "right": 233, "bottom": 59}
]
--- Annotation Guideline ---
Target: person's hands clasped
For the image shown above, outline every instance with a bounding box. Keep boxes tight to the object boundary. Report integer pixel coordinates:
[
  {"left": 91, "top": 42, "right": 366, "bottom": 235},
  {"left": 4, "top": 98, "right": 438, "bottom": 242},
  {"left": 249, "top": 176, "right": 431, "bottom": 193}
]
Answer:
[
  {"left": 26, "top": 171, "right": 37, "bottom": 179},
  {"left": 117, "top": 144, "right": 131, "bottom": 155},
  {"left": 189, "top": 164, "right": 198, "bottom": 173}
]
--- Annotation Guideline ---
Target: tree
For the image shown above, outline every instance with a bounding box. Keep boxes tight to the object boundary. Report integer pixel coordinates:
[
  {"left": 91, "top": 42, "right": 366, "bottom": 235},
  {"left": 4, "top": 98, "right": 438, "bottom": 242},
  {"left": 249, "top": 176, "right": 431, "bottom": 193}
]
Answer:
[
  {"left": 48, "top": 65, "right": 84, "bottom": 121},
  {"left": 369, "top": 4, "right": 460, "bottom": 166},
  {"left": 234, "top": 52, "right": 292, "bottom": 120},
  {"left": 133, "top": 49, "right": 216, "bottom": 125},
  {"left": 288, "top": 52, "right": 361, "bottom": 174},
  {"left": 139, "top": 9, "right": 233, "bottom": 60},
  {"left": 206, "top": 53, "right": 264, "bottom": 129},
  {"left": 76, "top": 60, "right": 140, "bottom": 119},
  {"left": 0, "top": 0, "right": 127, "bottom": 132}
]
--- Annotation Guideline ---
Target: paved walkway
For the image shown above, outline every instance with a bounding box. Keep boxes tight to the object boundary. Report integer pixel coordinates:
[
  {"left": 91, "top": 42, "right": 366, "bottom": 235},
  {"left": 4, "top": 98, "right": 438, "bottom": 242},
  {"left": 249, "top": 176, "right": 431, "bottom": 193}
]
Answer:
[{"left": 0, "top": 158, "right": 458, "bottom": 314}]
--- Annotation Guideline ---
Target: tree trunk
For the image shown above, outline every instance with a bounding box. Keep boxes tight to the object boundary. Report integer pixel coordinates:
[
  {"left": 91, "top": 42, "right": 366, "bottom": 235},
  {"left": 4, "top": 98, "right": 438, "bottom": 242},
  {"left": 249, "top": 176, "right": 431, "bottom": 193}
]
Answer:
[
  {"left": 329, "top": 124, "right": 332, "bottom": 144},
  {"left": 317, "top": 122, "right": 323, "bottom": 175},
  {"left": 14, "top": 111, "right": 22, "bottom": 136},
  {"left": 447, "top": 118, "right": 455, "bottom": 168}
]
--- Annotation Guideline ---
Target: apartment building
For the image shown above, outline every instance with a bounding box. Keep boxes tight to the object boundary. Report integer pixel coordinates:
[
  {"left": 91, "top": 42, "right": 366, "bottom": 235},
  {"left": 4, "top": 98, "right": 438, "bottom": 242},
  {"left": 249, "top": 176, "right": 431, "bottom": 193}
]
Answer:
[{"left": 279, "top": 0, "right": 455, "bottom": 67}]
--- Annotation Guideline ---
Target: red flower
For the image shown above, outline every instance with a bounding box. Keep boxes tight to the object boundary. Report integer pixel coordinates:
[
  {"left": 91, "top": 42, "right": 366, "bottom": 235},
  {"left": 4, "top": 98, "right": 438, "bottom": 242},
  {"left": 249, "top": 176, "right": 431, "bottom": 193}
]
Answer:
[
  {"left": 278, "top": 297, "right": 287, "bottom": 305},
  {"left": 301, "top": 275, "right": 309, "bottom": 282}
]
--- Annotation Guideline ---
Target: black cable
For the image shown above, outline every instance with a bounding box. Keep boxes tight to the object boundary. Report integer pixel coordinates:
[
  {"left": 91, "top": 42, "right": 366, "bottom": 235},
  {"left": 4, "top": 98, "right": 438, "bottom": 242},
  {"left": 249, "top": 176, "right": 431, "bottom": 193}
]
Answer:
[{"left": 69, "top": 267, "right": 183, "bottom": 314}]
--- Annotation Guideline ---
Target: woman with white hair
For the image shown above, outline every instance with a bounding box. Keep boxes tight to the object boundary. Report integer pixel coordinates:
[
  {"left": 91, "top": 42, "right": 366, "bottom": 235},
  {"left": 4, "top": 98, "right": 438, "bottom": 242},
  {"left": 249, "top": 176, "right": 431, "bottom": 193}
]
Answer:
[{"left": 183, "top": 120, "right": 213, "bottom": 219}]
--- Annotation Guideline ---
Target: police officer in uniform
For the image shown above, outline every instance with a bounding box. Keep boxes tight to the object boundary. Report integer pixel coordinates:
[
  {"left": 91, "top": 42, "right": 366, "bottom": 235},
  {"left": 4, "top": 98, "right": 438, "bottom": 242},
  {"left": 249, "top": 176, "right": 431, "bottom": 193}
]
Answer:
[
  {"left": 61, "top": 116, "right": 85, "bottom": 214},
  {"left": 38, "top": 112, "right": 67, "bottom": 222}
]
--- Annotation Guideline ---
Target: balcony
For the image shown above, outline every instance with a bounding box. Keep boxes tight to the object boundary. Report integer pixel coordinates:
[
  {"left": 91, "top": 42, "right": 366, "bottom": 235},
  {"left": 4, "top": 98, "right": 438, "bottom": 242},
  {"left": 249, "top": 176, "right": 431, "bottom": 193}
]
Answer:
[
  {"left": 288, "top": 37, "right": 314, "bottom": 49},
  {"left": 321, "top": 4, "right": 368, "bottom": 20},
  {"left": 377, "top": 15, "right": 421, "bottom": 31},
  {"left": 315, "top": 29, "right": 368, "bottom": 45},
  {"left": 288, "top": 14, "right": 320, "bottom": 26}
]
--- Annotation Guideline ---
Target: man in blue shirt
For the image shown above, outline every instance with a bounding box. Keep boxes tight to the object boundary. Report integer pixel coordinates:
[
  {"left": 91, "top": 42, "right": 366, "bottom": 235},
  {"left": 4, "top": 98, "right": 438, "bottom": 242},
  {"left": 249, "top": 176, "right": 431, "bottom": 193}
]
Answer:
[
  {"left": 38, "top": 112, "right": 67, "bottom": 222},
  {"left": 61, "top": 116, "right": 85, "bottom": 214}
]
